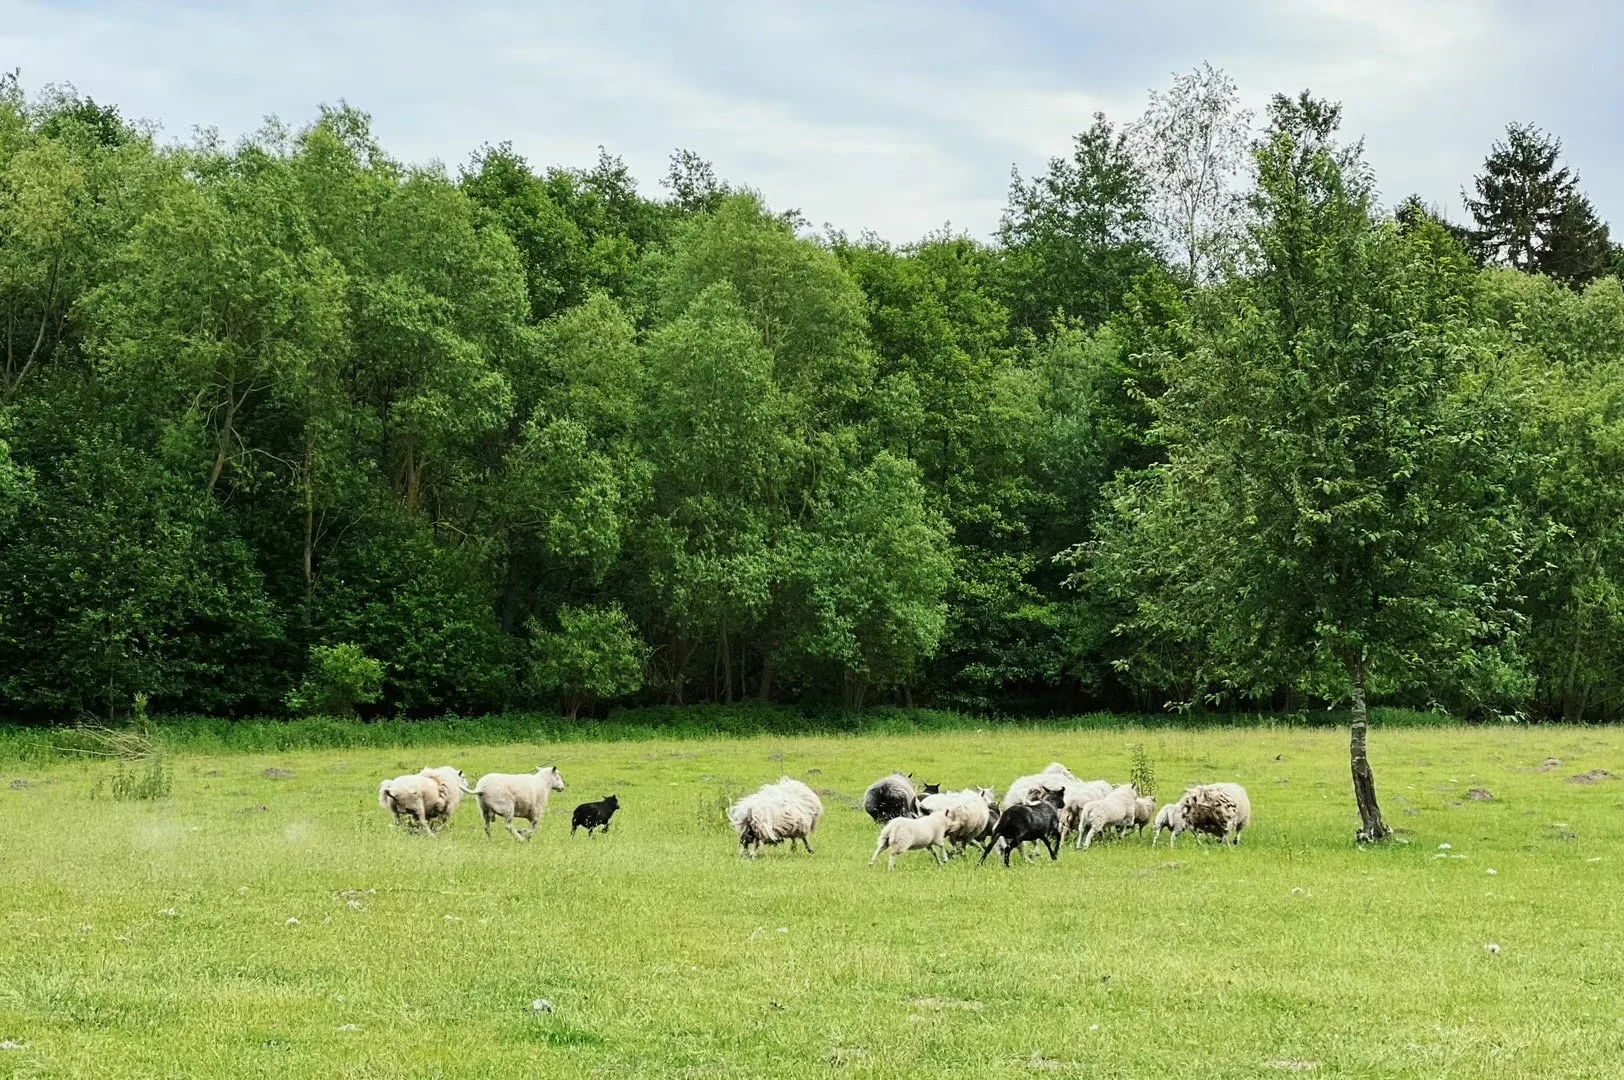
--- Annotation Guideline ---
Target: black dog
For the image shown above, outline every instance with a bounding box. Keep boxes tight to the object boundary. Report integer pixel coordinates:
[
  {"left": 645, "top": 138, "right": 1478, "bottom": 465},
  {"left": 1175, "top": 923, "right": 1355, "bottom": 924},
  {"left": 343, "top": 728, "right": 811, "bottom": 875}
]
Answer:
[
  {"left": 980, "top": 801, "right": 1060, "bottom": 866},
  {"left": 571, "top": 794, "right": 620, "bottom": 836}
]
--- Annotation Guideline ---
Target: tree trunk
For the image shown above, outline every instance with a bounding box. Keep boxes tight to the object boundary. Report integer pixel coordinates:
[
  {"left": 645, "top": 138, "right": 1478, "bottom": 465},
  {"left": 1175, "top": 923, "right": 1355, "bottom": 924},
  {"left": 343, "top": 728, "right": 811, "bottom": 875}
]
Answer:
[
  {"left": 1349, "top": 667, "right": 1391, "bottom": 843},
  {"left": 757, "top": 652, "right": 773, "bottom": 700}
]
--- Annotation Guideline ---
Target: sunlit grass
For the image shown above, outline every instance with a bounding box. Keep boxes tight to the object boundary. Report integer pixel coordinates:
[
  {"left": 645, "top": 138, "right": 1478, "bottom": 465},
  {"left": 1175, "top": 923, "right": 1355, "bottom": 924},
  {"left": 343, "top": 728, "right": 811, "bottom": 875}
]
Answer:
[{"left": 1, "top": 725, "right": 1621, "bottom": 1078}]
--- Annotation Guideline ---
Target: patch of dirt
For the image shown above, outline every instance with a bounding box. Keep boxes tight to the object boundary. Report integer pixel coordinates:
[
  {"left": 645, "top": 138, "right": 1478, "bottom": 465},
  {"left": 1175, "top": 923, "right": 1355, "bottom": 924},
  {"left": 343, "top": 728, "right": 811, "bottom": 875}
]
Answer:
[
  {"left": 1134, "top": 861, "right": 1185, "bottom": 877},
  {"left": 237, "top": 804, "right": 269, "bottom": 815},
  {"left": 202, "top": 769, "right": 223, "bottom": 778},
  {"left": 1536, "top": 758, "right": 1563, "bottom": 772},
  {"left": 1467, "top": 788, "right": 1495, "bottom": 801},
  {"left": 910, "top": 997, "right": 984, "bottom": 1011},
  {"left": 817, "top": 789, "right": 862, "bottom": 811},
  {"left": 262, "top": 768, "right": 295, "bottom": 780},
  {"left": 8, "top": 778, "right": 32, "bottom": 790},
  {"left": 1568, "top": 770, "right": 1614, "bottom": 785}
]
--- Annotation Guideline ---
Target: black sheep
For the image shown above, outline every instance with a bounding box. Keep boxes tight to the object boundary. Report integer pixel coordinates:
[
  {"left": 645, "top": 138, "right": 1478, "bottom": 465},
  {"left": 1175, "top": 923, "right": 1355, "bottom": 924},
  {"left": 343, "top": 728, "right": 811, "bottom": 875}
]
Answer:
[
  {"left": 571, "top": 794, "right": 620, "bottom": 836},
  {"left": 979, "top": 801, "right": 1061, "bottom": 866},
  {"left": 863, "top": 773, "right": 920, "bottom": 823}
]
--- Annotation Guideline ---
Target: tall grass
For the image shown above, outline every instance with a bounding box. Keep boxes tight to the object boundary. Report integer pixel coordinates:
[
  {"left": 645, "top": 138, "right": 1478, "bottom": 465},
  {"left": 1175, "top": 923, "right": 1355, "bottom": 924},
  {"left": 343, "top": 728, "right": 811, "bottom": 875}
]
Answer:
[{"left": 0, "top": 703, "right": 1466, "bottom": 764}]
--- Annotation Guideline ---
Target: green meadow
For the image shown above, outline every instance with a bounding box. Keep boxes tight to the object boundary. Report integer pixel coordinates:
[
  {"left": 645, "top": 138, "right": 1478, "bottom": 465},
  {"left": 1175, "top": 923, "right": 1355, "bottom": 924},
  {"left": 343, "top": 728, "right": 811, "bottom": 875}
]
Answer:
[{"left": 2, "top": 724, "right": 1622, "bottom": 1078}]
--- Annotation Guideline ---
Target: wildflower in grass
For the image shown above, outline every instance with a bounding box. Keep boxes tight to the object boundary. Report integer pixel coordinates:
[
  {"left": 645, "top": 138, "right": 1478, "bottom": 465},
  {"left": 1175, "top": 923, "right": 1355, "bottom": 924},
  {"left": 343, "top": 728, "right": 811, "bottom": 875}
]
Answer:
[{"left": 286, "top": 917, "right": 300, "bottom": 927}]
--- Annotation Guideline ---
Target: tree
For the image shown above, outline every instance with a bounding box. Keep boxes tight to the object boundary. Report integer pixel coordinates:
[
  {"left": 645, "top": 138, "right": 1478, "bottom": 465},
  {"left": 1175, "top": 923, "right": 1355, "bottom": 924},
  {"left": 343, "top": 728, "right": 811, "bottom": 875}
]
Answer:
[
  {"left": 1465, "top": 122, "right": 1612, "bottom": 286},
  {"left": 999, "top": 115, "right": 1158, "bottom": 335},
  {"left": 1129, "top": 63, "right": 1253, "bottom": 282},
  {"left": 286, "top": 643, "right": 384, "bottom": 717},
  {"left": 527, "top": 604, "right": 646, "bottom": 719},
  {"left": 781, "top": 453, "right": 953, "bottom": 707},
  {"left": 1092, "top": 93, "right": 1526, "bottom": 841}
]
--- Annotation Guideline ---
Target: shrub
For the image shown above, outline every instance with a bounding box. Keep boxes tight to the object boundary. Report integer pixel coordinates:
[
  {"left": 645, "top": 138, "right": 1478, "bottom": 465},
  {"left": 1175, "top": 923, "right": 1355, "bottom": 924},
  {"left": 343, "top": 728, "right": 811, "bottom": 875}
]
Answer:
[
  {"left": 1129, "top": 742, "right": 1157, "bottom": 799},
  {"left": 286, "top": 644, "right": 384, "bottom": 718},
  {"left": 527, "top": 604, "right": 647, "bottom": 720}
]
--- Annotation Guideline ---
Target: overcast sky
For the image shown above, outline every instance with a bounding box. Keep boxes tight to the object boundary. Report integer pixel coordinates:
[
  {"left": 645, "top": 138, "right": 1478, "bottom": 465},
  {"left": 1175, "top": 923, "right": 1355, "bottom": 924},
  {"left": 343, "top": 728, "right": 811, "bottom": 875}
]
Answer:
[{"left": 4, "top": 1, "right": 1620, "bottom": 242}]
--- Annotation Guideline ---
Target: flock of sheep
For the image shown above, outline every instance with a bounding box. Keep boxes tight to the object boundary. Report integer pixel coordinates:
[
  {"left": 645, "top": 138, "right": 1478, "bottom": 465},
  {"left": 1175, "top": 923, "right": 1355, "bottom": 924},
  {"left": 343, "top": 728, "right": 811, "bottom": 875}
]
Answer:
[
  {"left": 375, "top": 759, "right": 1250, "bottom": 871},
  {"left": 738, "top": 762, "right": 1251, "bottom": 868},
  {"left": 377, "top": 764, "right": 618, "bottom": 839}
]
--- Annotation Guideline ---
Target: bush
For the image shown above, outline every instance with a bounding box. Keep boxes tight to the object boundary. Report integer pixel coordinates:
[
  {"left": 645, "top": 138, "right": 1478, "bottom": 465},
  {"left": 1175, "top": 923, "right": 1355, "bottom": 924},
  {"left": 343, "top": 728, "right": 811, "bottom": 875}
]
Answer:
[
  {"left": 286, "top": 644, "right": 385, "bottom": 718},
  {"left": 528, "top": 605, "right": 647, "bottom": 720}
]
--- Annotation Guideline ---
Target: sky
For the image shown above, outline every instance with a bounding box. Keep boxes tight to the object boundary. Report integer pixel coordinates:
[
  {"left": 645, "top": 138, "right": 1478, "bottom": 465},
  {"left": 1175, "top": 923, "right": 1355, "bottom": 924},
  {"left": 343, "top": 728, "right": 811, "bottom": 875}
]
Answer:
[{"left": 4, "top": 0, "right": 1621, "bottom": 242}]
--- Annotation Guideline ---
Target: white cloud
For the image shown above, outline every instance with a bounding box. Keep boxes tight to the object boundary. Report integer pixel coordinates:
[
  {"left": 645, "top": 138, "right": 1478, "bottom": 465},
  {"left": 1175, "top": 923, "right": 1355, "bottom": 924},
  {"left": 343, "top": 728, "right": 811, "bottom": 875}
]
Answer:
[{"left": 0, "top": 0, "right": 1614, "bottom": 240}]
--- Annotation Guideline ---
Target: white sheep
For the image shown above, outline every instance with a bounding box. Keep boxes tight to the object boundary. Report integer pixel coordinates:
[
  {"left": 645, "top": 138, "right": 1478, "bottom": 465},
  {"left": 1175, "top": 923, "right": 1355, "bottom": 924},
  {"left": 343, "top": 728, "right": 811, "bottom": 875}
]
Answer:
[
  {"left": 1003, "top": 762, "right": 1080, "bottom": 809},
  {"left": 1177, "top": 782, "right": 1251, "bottom": 845},
  {"left": 468, "top": 765, "right": 566, "bottom": 841},
  {"left": 869, "top": 808, "right": 958, "bottom": 870},
  {"left": 1055, "top": 779, "right": 1114, "bottom": 844},
  {"left": 1151, "top": 801, "right": 1187, "bottom": 847},
  {"left": 378, "top": 766, "right": 468, "bottom": 832},
  {"left": 1077, "top": 784, "right": 1139, "bottom": 849},
  {"left": 1125, "top": 795, "right": 1156, "bottom": 836},
  {"left": 920, "top": 787, "right": 1000, "bottom": 851},
  {"left": 728, "top": 777, "right": 824, "bottom": 857}
]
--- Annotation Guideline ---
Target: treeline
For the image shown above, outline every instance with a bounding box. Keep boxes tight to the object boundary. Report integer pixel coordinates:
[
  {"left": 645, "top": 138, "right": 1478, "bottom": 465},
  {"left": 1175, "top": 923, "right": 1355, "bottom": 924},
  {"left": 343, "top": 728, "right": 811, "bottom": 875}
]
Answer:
[{"left": 2, "top": 68, "right": 1621, "bottom": 724}]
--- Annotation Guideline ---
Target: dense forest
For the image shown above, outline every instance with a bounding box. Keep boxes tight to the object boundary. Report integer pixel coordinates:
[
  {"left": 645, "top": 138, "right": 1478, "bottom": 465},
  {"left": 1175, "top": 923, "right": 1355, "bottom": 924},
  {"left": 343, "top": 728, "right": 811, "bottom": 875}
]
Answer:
[{"left": 3, "top": 67, "right": 1622, "bottom": 725}]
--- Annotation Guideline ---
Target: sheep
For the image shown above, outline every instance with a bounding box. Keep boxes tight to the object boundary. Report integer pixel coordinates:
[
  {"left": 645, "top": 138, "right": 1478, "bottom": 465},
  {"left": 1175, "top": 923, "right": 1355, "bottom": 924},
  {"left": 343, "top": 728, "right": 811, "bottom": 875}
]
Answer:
[
  {"left": 1056, "top": 779, "right": 1114, "bottom": 845},
  {"left": 921, "top": 786, "right": 1000, "bottom": 851},
  {"left": 571, "top": 794, "right": 620, "bottom": 836},
  {"left": 1077, "top": 784, "right": 1139, "bottom": 849},
  {"left": 728, "top": 777, "right": 825, "bottom": 857},
  {"left": 469, "top": 765, "right": 566, "bottom": 841},
  {"left": 378, "top": 766, "right": 468, "bottom": 833},
  {"left": 1125, "top": 795, "right": 1156, "bottom": 836},
  {"left": 1002, "top": 762, "right": 1080, "bottom": 809},
  {"left": 1151, "top": 801, "right": 1188, "bottom": 847},
  {"left": 863, "top": 773, "right": 921, "bottom": 823},
  {"left": 869, "top": 808, "right": 957, "bottom": 870},
  {"left": 1177, "top": 783, "right": 1251, "bottom": 845},
  {"left": 980, "top": 800, "right": 1061, "bottom": 867}
]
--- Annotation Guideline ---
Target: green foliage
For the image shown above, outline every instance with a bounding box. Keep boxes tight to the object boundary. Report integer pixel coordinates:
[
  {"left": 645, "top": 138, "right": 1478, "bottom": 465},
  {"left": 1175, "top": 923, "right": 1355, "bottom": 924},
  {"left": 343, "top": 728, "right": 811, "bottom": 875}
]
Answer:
[
  {"left": 286, "top": 643, "right": 384, "bottom": 718},
  {"left": 1465, "top": 122, "right": 1612, "bottom": 286},
  {"left": 1, "top": 71, "right": 1622, "bottom": 729},
  {"left": 1128, "top": 742, "right": 1156, "bottom": 799},
  {"left": 527, "top": 604, "right": 647, "bottom": 719}
]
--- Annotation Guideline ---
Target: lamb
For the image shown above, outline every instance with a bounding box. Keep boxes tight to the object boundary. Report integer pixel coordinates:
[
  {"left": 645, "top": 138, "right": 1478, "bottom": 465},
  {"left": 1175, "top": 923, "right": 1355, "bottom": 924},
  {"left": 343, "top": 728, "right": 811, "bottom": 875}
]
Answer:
[
  {"left": 980, "top": 800, "right": 1061, "bottom": 867},
  {"left": 1002, "top": 762, "right": 1080, "bottom": 809},
  {"left": 1151, "top": 801, "right": 1188, "bottom": 847},
  {"left": 1056, "top": 779, "right": 1114, "bottom": 844},
  {"left": 1077, "top": 784, "right": 1139, "bottom": 849},
  {"left": 571, "top": 794, "right": 620, "bottom": 836},
  {"left": 863, "top": 773, "right": 920, "bottom": 823},
  {"left": 1126, "top": 795, "right": 1156, "bottom": 836},
  {"left": 869, "top": 809, "right": 957, "bottom": 870},
  {"left": 377, "top": 766, "right": 468, "bottom": 832},
  {"left": 468, "top": 765, "right": 566, "bottom": 841},
  {"left": 920, "top": 786, "right": 1000, "bottom": 851},
  {"left": 728, "top": 777, "right": 825, "bottom": 857},
  {"left": 1176, "top": 783, "right": 1251, "bottom": 845}
]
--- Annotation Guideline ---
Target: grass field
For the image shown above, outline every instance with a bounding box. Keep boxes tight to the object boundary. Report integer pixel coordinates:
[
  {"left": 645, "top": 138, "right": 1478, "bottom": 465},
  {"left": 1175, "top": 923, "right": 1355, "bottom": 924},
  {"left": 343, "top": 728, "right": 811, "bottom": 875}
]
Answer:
[{"left": 2, "top": 724, "right": 1622, "bottom": 1078}]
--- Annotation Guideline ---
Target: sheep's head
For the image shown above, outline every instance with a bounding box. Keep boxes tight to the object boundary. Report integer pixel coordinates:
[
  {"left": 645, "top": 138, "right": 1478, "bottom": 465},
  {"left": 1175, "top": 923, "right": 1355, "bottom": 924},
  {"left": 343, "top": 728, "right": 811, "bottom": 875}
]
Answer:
[
  {"left": 539, "top": 766, "right": 565, "bottom": 792},
  {"left": 603, "top": 794, "right": 620, "bottom": 810}
]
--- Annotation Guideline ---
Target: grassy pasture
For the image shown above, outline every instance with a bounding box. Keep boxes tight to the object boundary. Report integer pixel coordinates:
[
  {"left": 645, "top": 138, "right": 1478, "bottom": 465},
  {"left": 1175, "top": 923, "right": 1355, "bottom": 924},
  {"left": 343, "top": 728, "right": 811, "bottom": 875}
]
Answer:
[{"left": 1, "top": 724, "right": 1622, "bottom": 1078}]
